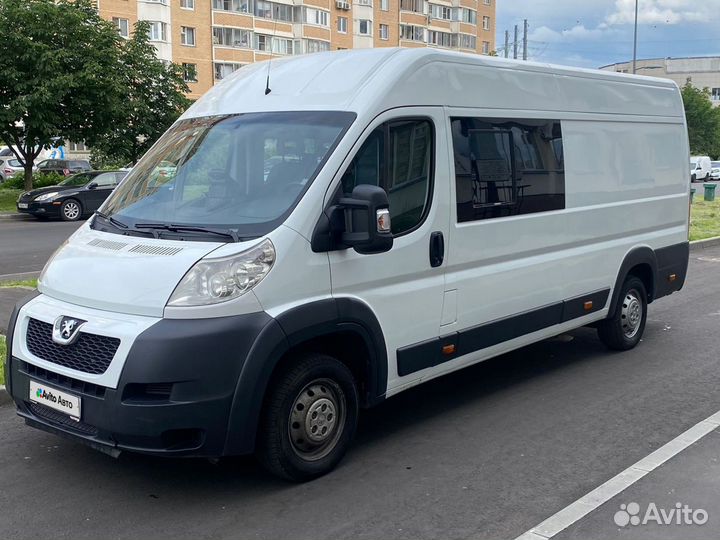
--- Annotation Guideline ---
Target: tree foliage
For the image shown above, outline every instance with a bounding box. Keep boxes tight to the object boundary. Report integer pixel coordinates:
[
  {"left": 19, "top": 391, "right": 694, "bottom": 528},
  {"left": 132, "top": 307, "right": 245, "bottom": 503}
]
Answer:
[
  {"left": 92, "top": 21, "right": 192, "bottom": 166},
  {"left": 681, "top": 80, "right": 720, "bottom": 159},
  {"left": 0, "top": 0, "right": 123, "bottom": 190}
]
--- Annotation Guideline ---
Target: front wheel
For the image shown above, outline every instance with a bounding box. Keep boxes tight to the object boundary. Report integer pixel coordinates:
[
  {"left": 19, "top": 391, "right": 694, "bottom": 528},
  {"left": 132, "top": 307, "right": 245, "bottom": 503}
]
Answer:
[
  {"left": 256, "top": 353, "right": 358, "bottom": 482},
  {"left": 60, "top": 199, "right": 82, "bottom": 221},
  {"left": 597, "top": 276, "right": 647, "bottom": 351}
]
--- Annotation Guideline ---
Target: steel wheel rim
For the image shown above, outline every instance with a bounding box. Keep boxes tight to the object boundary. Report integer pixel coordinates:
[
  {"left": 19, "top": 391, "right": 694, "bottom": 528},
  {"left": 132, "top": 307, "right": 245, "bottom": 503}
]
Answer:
[
  {"left": 63, "top": 202, "right": 79, "bottom": 220},
  {"left": 621, "top": 289, "right": 643, "bottom": 339},
  {"left": 288, "top": 378, "right": 346, "bottom": 462}
]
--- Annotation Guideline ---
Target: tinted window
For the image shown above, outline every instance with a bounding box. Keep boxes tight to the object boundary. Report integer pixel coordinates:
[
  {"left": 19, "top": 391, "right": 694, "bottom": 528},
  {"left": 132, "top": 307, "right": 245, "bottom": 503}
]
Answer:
[
  {"left": 451, "top": 118, "right": 565, "bottom": 222},
  {"left": 59, "top": 173, "right": 92, "bottom": 186},
  {"left": 93, "top": 172, "right": 118, "bottom": 187},
  {"left": 341, "top": 119, "right": 433, "bottom": 235}
]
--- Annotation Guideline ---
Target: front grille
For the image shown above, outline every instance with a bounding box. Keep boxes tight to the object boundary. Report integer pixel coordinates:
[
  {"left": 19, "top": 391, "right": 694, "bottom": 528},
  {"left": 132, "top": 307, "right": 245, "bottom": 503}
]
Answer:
[
  {"left": 26, "top": 318, "right": 120, "bottom": 375},
  {"left": 20, "top": 361, "right": 106, "bottom": 398},
  {"left": 27, "top": 402, "right": 99, "bottom": 437}
]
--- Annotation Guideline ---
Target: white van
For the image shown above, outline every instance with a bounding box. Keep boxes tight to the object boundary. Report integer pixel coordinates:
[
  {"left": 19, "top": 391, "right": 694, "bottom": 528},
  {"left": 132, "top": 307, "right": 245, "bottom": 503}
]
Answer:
[
  {"left": 690, "top": 155, "right": 711, "bottom": 182},
  {"left": 6, "top": 49, "right": 690, "bottom": 481}
]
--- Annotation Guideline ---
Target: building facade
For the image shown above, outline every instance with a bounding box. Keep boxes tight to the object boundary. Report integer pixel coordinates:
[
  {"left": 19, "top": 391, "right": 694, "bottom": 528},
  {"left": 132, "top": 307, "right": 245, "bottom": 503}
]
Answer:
[
  {"left": 600, "top": 57, "right": 720, "bottom": 107},
  {"left": 97, "top": 0, "right": 496, "bottom": 99}
]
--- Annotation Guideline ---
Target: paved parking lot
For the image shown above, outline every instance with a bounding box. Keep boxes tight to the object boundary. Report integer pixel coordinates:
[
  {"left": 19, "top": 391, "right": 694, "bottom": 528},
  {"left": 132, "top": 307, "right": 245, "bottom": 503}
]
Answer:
[{"left": 0, "top": 245, "right": 718, "bottom": 539}]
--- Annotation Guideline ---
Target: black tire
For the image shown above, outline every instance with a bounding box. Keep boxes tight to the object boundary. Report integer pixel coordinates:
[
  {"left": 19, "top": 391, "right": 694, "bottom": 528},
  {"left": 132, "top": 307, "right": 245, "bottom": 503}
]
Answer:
[
  {"left": 256, "top": 353, "right": 358, "bottom": 482},
  {"left": 60, "top": 199, "right": 82, "bottom": 221},
  {"left": 597, "top": 276, "right": 647, "bottom": 351}
]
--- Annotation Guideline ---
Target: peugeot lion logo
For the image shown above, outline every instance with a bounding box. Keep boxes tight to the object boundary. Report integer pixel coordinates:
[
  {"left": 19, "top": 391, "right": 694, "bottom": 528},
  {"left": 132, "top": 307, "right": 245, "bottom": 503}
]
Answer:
[{"left": 52, "top": 316, "right": 87, "bottom": 346}]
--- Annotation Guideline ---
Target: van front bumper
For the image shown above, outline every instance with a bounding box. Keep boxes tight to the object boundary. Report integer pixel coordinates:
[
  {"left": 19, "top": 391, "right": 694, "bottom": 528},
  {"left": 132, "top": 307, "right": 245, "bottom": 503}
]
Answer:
[{"left": 7, "top": 306, "right": 279, "bottom": 458}]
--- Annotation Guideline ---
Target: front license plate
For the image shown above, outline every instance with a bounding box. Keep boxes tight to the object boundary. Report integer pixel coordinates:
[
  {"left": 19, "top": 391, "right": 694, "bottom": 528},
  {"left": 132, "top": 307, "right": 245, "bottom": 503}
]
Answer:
[
  {"left": 29, "top": 380, "right": 81, "bottom": 420},
  {"left": 17, "top": 203, "right": 28, "bottom": 209}
]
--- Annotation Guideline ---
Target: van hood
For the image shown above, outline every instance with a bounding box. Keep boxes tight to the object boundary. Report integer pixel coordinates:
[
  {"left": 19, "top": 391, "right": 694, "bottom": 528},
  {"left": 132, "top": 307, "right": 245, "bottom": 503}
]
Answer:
[{"left": 38, "top": 226, "right": 228, "bottom": 317}]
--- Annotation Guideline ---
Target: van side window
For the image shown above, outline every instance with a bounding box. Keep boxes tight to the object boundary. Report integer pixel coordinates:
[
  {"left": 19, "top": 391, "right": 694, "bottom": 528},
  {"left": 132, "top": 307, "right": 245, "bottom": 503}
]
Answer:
[
  {"left": 341, "top": 119, "right": 433, "bottom": 235},
  {"left": 451, "top": 117, "right": 565, "bottom": 222}
]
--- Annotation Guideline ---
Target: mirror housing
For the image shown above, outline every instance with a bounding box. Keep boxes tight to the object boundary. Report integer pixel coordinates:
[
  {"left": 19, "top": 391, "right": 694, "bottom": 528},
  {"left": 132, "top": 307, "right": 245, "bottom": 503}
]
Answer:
[
  {"left": 87, "top": 182, "right": 98, "bottom": 190},
  {"left": 340, "top": 185, "right": 393, "bottom": 254}
]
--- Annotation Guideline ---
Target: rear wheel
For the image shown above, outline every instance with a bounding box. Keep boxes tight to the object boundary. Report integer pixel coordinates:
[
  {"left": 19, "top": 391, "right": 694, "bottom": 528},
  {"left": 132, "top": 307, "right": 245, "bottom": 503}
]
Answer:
[
  {"left": 597, "top": 276, "right": 647, "bottom": 350},
  {"left": 256, "top": 353, "right": 358, "bottom": 482},
  {"left": 60, "top": 199, "right": 82, "bottom": 221}
]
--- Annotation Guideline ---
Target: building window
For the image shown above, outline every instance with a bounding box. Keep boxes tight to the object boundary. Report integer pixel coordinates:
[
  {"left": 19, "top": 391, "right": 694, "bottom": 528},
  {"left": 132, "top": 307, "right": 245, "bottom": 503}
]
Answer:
[
  {"left": 143, "top": 0, "right": 169, "bottom": 4},
  {"left": 428, "top": 30, "right": 454, "bottom": 47},
  {"left": 429, "top": 4, "right": 451, "bottom": 20},
  {"left": 304, "top": 7, "right": 329, "bottom": 26},
  {"left": 379, "top": 23, "right": 389, "bottom": 40},
  {"left": 380, "top": 0, "right": 389, "bottom": 10},
  {"left": 451, "top": 117, "right": 565, "bottom": 222},
  {"left": 180, "top": 0, "right": 195, "bottom": 8},
  {"left": 212, "top": 0, "right": 252, "bottom": 12},
  {"left": 483, "top": 0, "right": 490, "bottom": 4},
  {"left": 399, "top": 24, "right": 424, "bottom": 42},
  {"left": 112, "top": 17, "right": 129, "bottom": 38},
  {"left": 337, "top": 16, "right": 348, "bottom": 33},
  {"left": 255, "top": 0, "right": 294, "bottom": 21},
  {"left": 182, "top": 63, "right": 198, "bottom": 82},
  {"left": 256, "top": 34, "right": 294, "bottom": 54},
  {"left": 180, "top": 26, "right": 196, "bottom": 46},
  {"left": 457, "top": 33, "right": 476, "bottom": 49},
  {"left": 454, "top": 7, "right": 476, "bottom": 24},
  {"left": 69, "top": 141, "right": 88, "bottom": 152},
  {"left": 712, "top": 88, "right": 720, "bottom": 101},
  {"left": 214, "top": 62, "right": 242, "bottom": 80},
  {"left": 357, "top": 0, "right": 372, "bottom": 5},
  {"left": 213, "top": 27, "right": 253, "bottom": 48},
  {"left": 482, "top": 15, "right": 490, "bottom": 30},
  {"left": 148, "top": 21, "right": 168, "bottom": 42},
  {"left": 482, "top": 41, "right": 490, "bottom": 54},
  {"left": 302, "top": 38, "right": 331, "bottom": 53},
  {"left": 399, "top": 0, "right": 422, "bottom": 12},
  {"left": 342, "top": 119, "right": 433, "bottom": 235},
  {"left": 358, "top": 19, "right": 372, "bottom": 35}
]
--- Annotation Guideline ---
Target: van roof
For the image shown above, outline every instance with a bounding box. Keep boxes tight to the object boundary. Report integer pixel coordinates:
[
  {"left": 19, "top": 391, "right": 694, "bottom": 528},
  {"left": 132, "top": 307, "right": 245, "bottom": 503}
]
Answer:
[{"left": 183, "top": 48, "right": 684, "bottom": 121}]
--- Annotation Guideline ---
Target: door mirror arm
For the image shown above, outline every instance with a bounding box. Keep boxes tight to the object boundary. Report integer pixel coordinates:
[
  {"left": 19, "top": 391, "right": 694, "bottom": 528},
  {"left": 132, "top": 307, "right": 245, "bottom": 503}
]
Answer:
[{"left": 87, "top": 182, "right": 98, "bottom": 190}]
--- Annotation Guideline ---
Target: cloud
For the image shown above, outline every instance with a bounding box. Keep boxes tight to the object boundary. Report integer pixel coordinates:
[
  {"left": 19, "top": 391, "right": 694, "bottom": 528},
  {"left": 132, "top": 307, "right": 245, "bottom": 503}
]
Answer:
[
  {"left": 605, "top": 0, "right": 720, "bottom": 25},
  {"left": 530, "top": 24, "right": 610, "bottom": 43}
]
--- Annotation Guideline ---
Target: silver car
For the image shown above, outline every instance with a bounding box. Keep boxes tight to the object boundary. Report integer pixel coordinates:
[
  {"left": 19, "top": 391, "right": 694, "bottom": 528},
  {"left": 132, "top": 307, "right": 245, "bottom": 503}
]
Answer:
[{"left": 0, "top": 157, "right": 24, "bottom": 181}]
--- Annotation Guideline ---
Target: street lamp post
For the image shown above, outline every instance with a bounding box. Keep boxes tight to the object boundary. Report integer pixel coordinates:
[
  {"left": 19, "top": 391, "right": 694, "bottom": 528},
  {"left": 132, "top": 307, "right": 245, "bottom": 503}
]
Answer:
[{"left": 632, "top": 0, "right": 639, "bottom": 74}]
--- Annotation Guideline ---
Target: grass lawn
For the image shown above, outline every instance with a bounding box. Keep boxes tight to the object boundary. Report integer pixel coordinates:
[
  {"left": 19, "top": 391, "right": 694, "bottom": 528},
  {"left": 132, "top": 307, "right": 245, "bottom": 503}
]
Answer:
[
  {"left": 690, "top": 197, "right": 720, "bottom": 241},
  {"left": 0, "top": 279, "right": 38, "bottom": 289},
  {"left": 0, "top": 335, "right": 5, "bottom": 386},
  {"left": 0, "top": 189, "right": 22, "bottom": 213}
]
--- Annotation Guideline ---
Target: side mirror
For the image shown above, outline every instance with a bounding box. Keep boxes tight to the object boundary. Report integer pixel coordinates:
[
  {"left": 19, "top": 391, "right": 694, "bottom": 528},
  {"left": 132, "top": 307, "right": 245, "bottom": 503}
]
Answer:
[
  {"left": 339, "top": 185, "right": 393, "bottom": 254},
  {"left": 87, "top": 182, "right": 98, "bottom": 190}
]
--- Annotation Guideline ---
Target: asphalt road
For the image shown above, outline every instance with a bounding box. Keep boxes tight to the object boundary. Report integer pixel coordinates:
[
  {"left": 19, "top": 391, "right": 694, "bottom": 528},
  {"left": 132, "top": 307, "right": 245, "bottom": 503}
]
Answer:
[
  {"left": 0, "top": 217, "right": 83, "bottom": 278},
  {"left": 0, "top": 246, "right": 719, "bottom": 540}
]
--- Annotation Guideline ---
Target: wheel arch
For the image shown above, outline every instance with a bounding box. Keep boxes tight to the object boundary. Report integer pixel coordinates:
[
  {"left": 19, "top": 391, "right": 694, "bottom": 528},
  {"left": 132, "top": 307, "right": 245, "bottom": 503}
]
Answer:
[
  {"left": 223, "top": 298, "right": 387, "bottom": 456},
  {"left": 608, "top": 246, "right": 658, "bottom": 318}
]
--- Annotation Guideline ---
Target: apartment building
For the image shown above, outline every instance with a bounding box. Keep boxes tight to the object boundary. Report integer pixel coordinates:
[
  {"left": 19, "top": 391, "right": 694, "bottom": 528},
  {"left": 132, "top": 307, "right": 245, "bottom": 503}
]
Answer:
[{"left": 97, "top": 0, "right": 496, "bottom": 99}]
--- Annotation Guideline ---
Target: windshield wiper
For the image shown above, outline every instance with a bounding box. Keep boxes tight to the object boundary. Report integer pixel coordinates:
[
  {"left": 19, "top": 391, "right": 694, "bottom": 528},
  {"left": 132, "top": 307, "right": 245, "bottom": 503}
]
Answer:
[
  {"left": 134, "top": 222, "right": 241, "bottom": 242},
  {"left": 94, "top": 210, "right": 129, "bottom": 230}
]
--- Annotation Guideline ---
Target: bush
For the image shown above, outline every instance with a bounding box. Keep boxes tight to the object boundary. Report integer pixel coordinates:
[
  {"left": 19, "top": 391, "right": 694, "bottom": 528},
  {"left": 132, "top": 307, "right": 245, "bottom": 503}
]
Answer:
[{"left": 0, "top": 172, "right": 65, "bottom": 190}]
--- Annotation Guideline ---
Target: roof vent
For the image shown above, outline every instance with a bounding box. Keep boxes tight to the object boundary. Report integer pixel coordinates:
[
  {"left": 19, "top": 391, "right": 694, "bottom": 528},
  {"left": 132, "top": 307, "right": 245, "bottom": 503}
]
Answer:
[
  {"left": 87, "top": 238, "right": 129, "bottom": 251},
  {"left": 128, "top": 244, "right": 184, "bottom": 256}
]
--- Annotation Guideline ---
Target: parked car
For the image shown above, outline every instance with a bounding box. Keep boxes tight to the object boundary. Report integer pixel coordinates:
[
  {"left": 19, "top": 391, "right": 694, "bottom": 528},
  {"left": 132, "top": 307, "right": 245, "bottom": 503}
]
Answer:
[
  {"left": 33, "top": 158, "right": 91, "bottom": 176},
  {"left": 690, "top": 155, "right": 712, "bottom": 182},
  {"left": 16, "top": 170, "right": 126, "bottom": 221},
  {"left": 0, "top": 157, "right": 24, "bottom": 181},
  {"left": 710, "top": 162, "right": 720, "bottom": 181},
  {"left": 6, "top": 49, "right": 690, "bottom": 482}
]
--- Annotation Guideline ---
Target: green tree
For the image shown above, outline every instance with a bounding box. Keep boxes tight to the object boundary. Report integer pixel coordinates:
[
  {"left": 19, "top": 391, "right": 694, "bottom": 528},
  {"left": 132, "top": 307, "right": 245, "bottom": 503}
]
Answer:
[
  {"left": 0, "top": 0, "right": 123, "bottom": 190},
  {"left": 681, "top": 80, "right": 720, "bottom": 158},
  {"left": 92, "top": 21, "right": 192, "bottom": 165}
]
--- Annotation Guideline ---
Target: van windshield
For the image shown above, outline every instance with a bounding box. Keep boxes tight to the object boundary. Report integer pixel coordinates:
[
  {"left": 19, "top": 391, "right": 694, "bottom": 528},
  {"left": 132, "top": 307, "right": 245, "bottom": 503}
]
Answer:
[{"left": 100, "top": 111, "right": 355, "bottom": 238}]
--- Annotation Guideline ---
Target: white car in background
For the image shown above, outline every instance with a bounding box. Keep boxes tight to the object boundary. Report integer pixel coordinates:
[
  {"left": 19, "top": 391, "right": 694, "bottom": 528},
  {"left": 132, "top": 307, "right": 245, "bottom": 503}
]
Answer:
[
  {"left": 0, "top": 157, "right": 24, "bottom": 181},
  {"left": 710, "top": 161, "right": 720, "bottom": 181},
  {"left": 691, "top": 155, "right": 712, "bottom": 182}
]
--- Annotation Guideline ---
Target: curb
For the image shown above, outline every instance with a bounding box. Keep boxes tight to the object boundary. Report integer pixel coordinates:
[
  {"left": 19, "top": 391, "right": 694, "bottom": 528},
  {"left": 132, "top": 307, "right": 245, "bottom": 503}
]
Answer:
[
  {"left": 0, "top": 385, "right": 11, "bottom": 407},
  {"left": 0, "top": 213, "right": 31, "bottom": 221},
  {"left": 690, "top": 236, "right": 720, "bottom": 252},
  {"left": 0, "top": 271, "right": 41, "bottom": 282}
]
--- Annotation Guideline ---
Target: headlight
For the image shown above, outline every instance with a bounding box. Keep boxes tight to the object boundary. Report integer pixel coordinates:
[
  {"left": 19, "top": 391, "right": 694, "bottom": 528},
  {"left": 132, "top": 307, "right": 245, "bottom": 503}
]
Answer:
[
  {"left": 35, "top": 191, "right": 60, "bottom": 202},
  {"left": 167, "top": 239, "right": 275, "bottom": 307}
]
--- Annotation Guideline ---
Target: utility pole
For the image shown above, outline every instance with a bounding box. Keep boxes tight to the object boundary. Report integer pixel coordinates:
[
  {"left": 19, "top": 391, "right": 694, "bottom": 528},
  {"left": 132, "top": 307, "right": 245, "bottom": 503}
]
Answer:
[
  {"left": 504, "top": 30, "right": 509, "bottom": 58},
  {"left": 513, "top": 25, "right": 518, "bottom": 59},
  {"left": 523, "top": 19, "right": 528, "bottom": 61},
  {"left": 632, "top": 0, "right": 639, "bottom": 73}
]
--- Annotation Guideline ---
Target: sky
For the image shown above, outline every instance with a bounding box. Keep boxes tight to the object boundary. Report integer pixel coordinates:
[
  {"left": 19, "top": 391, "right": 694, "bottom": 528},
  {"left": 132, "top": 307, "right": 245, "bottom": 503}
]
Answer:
[{"left": 497, "top": 0, "right": 720, "bottom": 68}]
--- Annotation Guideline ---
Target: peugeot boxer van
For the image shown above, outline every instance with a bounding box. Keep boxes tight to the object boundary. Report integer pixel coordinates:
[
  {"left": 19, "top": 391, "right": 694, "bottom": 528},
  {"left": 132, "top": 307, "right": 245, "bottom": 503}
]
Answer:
[{"left": 6, "top": 49, "right": 690, "bottom": 481}]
